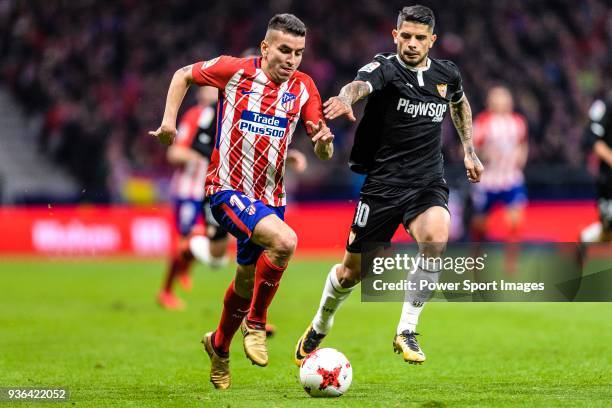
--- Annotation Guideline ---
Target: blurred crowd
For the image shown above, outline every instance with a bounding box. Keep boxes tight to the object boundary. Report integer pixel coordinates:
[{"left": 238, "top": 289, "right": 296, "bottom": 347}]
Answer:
[{"left": 1, "top": 0, "right": 611, "bottom": 202}]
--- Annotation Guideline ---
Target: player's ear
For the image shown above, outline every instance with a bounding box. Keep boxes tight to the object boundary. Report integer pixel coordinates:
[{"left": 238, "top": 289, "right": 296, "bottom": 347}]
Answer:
[
  {"left": 260, "top": 40, "right": 269, "bottom": 58},
  {"left": 429, "top": 34, "right": 437, "bottom": 48},
  {"left": 392, "top": 29, "right": 398, "bottom": 45}
]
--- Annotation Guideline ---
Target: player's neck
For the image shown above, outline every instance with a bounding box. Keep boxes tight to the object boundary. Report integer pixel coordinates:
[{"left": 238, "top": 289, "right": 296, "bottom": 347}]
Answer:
[
  {"left": 261, "top": 60, "right": 288, "bottom": 85},
  {"left": 396, "top": 54, "right": 431, "bottom": 71}
]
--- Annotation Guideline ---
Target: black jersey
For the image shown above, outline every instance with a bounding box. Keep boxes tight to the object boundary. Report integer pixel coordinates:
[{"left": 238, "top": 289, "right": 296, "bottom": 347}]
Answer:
[
  {"left": 349, "top": 53, "right": 464, "bottom": 186},
  {"left": 587, "top": 95, "right": 612, "bottom": 178},
  {"left": 190, "top": 103, "right": 217, "bottom": 159}
]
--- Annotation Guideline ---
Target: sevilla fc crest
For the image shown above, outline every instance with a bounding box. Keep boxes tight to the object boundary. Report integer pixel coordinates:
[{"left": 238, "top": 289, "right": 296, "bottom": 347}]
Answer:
[
  {"left": 436, "top": 83, "right": 448, "bottom": 98},
  {"left": 281, "top": 92, "right": 297, "bottom": 111}
]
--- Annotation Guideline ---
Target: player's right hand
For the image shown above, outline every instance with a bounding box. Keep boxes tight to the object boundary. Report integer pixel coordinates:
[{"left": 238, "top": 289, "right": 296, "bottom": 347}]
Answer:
[
  {"left": 323, "top": 96, "right": 356, "bottom": 122},
  {"left": 464, "top": 152, "right": 484, "bottom": 183},
  {"left": 149, "top": 124, "right": 176, "bottom": 146}
]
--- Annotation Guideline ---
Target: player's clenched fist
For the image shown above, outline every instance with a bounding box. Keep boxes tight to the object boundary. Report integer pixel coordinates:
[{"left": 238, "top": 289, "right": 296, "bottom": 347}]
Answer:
[
  {"left": 464, "top": 152, "right": 484, "bottom": 183},
  {"left": 149, "top": 124, "right": 177, "bottom": 146}
]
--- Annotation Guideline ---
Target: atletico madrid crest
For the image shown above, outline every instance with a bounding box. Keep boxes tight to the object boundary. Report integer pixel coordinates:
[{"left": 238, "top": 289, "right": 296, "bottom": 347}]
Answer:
[
  {"left": 281, "top": 92, "right": 297, "bottom": 111},
  {"left": 436, "top": 83, "right": 448, "bottom": 98}
]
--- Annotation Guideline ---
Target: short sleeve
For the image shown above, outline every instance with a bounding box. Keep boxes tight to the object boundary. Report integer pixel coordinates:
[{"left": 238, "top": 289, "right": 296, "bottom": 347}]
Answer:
[
  {"left": 191, "top": 56, "right": 243, "bottom": 89},
  {"left": 300, "top": 77, "right": 324, "bottom": 130},
  {"left": 354, "top": 56, "right": 389, "bottom": 93},
  {"left": 446, "top": 61, "right": 464, "bottom": 103}
]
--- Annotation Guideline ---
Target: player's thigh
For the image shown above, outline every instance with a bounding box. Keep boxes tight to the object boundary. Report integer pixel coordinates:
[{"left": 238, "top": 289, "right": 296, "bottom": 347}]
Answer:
[
  {"left": 251, "top": 213, "right": 297, "bottom": 255},
  {"left": 504, "top": 184, "right": 527, "bottom": 224},
  {"left": 209, "top": 190, "right": 279, "bottom": 242},
  {"left": 346, "top": 196, "right": 403, "bottom": 253}
]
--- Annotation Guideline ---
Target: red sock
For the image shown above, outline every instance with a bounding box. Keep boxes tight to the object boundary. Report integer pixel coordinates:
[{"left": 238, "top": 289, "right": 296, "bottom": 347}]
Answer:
[
  {"left": 163, "top": 255, "right": 189, "bottom": 292},
  {"left": 213, "top": 280, "right": 251, "bottom": 354},
  {"left": 247, "top": 253, "right": 286, "bottom": 328}
]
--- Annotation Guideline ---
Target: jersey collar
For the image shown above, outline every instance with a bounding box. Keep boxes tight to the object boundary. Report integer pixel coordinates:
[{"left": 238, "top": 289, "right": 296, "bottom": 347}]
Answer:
[{"left": 395, "top": 54, "right": 431, "bottom": 72}]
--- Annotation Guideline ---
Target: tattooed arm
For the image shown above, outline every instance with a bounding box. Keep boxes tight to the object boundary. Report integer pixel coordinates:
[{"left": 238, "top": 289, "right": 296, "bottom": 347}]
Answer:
[
  {"left": 323, "top": 81, "right": 372, "bottom": 121},
  {"left": 149, "top": 64, "right": 195, "bottom": 145},
  {"left": 450, "top": 95, "right": 484, "bottom": 183}
]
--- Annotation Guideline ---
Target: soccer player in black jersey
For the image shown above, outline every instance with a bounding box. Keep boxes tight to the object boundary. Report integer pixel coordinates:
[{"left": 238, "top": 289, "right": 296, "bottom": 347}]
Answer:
[
  {"left": 295, "top": 5, "right": 484, "bottom": 365},
  {"left": 580, "top": 92, "right": 612, "bottom": 243}
]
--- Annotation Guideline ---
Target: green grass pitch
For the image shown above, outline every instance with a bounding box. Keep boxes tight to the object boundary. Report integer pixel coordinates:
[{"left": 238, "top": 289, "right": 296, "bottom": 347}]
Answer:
[{"left": 1, "top": 258, "right": 611, "bottom": 407}]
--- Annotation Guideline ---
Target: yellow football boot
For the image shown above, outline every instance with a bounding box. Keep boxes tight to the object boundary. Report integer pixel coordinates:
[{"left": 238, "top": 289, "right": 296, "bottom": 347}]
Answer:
[
  {"left": 202, "top": 332, "right": 231, "bottom": 389},
  {"left": 393, "top": 331, "right": 426, "bottom": 364}
]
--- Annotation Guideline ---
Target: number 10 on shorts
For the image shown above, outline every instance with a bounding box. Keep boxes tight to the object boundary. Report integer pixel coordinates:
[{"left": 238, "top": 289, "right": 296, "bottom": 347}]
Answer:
[{"left": 354, "top": 201, "right": 370, "bottom": 227}]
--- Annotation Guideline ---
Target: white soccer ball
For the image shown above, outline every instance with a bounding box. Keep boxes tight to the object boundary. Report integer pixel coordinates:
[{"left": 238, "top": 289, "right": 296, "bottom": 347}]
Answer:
[{"left": 299, "top": 348, "right": 352, "bottom": 397}]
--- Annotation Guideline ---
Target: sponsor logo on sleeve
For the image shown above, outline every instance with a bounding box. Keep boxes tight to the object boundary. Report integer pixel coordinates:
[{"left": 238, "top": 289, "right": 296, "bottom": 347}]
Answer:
[
  {"left": 200, "top": 57, "right": 221, "bottom": 70},
  {"left": 358, "top": 61, "right": 381, "bottom": 73}
]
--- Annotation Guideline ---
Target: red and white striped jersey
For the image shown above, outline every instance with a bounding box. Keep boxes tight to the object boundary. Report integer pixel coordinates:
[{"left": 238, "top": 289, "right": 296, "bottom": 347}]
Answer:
[
  {"left": 474, "top": 111, "right": 528, "bottom": 191},
  {"left": 169, "top": 105, "right": 214, "bottom": 200},
  {"left": 191, "top": 56, "right": 323, "bottom": 206}
]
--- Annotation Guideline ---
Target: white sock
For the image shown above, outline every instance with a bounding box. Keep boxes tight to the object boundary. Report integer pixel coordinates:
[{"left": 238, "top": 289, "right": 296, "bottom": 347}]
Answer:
[
  {"left": 312, "top": 264, "right": 354, "bottom": 335},
  {"left": 396, "top": 301, "right": 425, "bottom": 334},
  {"left": 397, "top": 257, "right": 440, "bottom": 334},
  {"left": 208, "top": 255, "right": 229, "bottom": 269},
  {"left": 189, "top": 235, "right": 210, "bottom": 264},
  {"left": 580, "top": 222, "right": 602, "bottom": 243}
]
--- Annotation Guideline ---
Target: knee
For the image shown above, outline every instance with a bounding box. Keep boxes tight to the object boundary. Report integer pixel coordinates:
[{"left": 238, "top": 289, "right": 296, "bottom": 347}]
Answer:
[
  {"left": 271, "top": 228, "right": 298, "bottom": 260},
  {"left": 337, "top": 263, "right": 361, "bottom": 288},
  {"left": 419, "top": 237, "right": 447, "bottom": 258}
]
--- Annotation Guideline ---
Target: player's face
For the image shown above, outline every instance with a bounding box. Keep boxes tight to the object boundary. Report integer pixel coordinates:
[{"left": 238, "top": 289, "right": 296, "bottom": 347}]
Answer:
[
  {"left": 393, "top": 21, "right": 436, "bottom": 68},
  {"left": 261, "top": 30, "right": 305, "bottom": 83},
  {"left": 487, "top": 87, "right": 513, "bottom": 114},
  {"left": 196, "top": 86, "right": 218, "bottom": 106}
]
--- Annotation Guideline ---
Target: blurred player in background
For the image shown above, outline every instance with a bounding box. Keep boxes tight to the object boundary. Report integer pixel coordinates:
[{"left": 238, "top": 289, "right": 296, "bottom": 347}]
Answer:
[
  {"left": 157, "top": 86, "right": 230, "bottom": 310},
  {"left": 295, "top": 5, "right": 483, "bottom": 366},
  {"left": 580, "top": 92, "right": 612, "bottom": 243},
  {"left": 469, "top": 86, "right": 528, "bottom": 273},
  {"left": 150, "top": 14, "right": 333, "bottom": 389}
]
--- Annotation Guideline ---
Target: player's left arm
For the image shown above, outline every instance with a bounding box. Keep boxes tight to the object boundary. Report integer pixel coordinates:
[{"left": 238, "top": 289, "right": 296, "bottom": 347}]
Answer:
[
  {"left": 301, "top": 78, "right": 334, "bottom": 160},
  {"left": 149, "top": 64, "right": 195, "bottom": 145},
  {"left": 450, "top": 95, "right": 484, "bottom": 183},
  {"left": 307, "top": 120, "right": 334, "bottom": 160}
]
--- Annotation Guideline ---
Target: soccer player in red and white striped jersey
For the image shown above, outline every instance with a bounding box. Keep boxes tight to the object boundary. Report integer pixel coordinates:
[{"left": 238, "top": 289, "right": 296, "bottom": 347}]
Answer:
[
  {"left": 150, "top": 14, "right": 333, "bottom": 389},
  {"left": 470, "top": 86, "right": 529, "bottom": 273}
]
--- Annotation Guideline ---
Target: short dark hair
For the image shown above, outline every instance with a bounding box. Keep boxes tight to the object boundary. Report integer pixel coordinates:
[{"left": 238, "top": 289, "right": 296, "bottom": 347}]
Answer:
[
  {"left": 397, "top": 5, "right": 435, "bottom": 31},
  {"left": 267, "top": 13, "right": 306, "bottom": 37}
]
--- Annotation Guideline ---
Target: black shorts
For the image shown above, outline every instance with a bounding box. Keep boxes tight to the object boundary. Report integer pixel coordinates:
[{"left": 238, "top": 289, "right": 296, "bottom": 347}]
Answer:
[
  {"left": 596, "top": 174, "right": 612, "bottom": 230},
  {"left": 203, "top": 197, "right": 229, "bottom": 241},
  {"left": 346, "top": 178, "right": 449, "bottom": 253}
]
